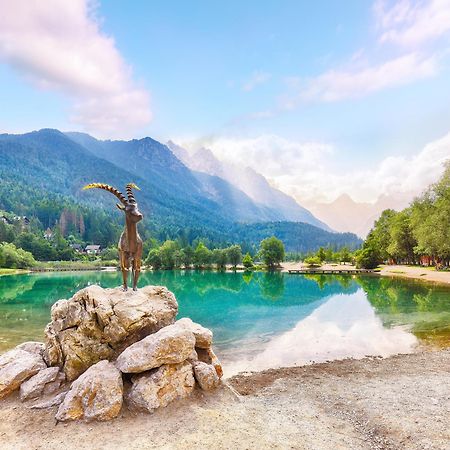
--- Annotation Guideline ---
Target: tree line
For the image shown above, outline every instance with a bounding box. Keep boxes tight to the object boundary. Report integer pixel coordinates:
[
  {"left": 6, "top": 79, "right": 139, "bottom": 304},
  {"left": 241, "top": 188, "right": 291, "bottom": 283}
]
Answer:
[
  {"left": 357, "top": 162, "right": 450, "bottom": 269},
  {"left": 145, "top": 236, "right": 285, "bottom": 270}
]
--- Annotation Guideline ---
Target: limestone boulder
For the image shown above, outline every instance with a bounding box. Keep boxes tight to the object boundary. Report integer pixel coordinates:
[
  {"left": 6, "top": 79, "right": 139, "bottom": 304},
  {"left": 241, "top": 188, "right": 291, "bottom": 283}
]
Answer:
[
  {"left": 19, "top": 367, "right": 61, "bottom": 401},
  {"left": 55, "top": 360, "right": 123, "bottom": 422},
  {"left": 193, "top": 361, "right": 220, "bottom": 391},
  {"left": 0, "top": 349, "right": 46, "bottom": 399},
  {"left": 176, "top": 317, "right": 213, "bottom": 348},
  {"left": 126, "top": 361, "right": 195, "bottom": 412},
  {"left": 44, "top": 285, "right": 178, "bottom": 381},
  {"left": 196, "top": 346, "right": 223, "bottom": 379},
  {"left": 16, "top": 341, "right": 45, "bottom": 357},
  {"left": 116, "top": 323, "right": 195, "bottom": 373}
]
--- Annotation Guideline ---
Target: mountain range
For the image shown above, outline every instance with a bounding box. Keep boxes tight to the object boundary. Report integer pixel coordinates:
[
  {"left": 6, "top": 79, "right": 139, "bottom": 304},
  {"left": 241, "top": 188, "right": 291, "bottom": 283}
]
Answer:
[{"left": 0, "top": 129, "right": 362, "bottom": 252}]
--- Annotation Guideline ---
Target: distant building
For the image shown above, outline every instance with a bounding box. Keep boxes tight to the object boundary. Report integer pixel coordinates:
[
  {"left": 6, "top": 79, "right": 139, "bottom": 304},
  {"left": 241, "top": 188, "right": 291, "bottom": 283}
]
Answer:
[
  {"left": 0, "top": 215, "right": 12, "bottom": 225},
  {"left": 44, "top": 228, "right": 53, "bottom": 240},
  {"left": 85, "top": 245, "right": 101, "bottom": 255},
  {"left": 70, "top": 244, "right": 83, "bottom": 252}
]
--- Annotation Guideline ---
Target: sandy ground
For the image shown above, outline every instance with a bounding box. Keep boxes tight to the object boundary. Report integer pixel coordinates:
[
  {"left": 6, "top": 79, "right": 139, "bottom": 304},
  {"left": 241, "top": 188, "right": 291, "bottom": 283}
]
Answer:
[
  {"left": 378, "top": 265, "right": 450, "bottom": 285},
  {"left": 282, "top": 262, "right": 450, "bottom": 285},
  {"left": 0, "top": 349, "right": 449, "bottom": 450}
]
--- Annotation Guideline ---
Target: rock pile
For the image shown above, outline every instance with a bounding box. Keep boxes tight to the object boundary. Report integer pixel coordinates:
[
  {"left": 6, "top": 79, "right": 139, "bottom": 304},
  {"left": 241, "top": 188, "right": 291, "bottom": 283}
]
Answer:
[{"left": 0, "top": 285, "right": 223, "bottom": 422}]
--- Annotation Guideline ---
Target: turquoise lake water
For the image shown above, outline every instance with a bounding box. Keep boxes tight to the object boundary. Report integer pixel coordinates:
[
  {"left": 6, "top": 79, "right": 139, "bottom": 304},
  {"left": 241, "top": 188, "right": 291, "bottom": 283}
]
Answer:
[{"left": 1, "top": 271, "right": 449, "bottom": 376}]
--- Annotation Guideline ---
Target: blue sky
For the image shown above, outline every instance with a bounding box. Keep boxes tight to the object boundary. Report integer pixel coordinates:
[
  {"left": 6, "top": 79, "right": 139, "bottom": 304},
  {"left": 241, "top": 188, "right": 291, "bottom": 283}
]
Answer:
[{"left": 0, "top": 0, "right": 449, "bottom": 206}]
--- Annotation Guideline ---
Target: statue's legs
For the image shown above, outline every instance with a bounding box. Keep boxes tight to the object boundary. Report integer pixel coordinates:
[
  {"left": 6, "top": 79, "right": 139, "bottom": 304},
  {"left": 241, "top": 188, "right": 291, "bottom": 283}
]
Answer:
[
  {"left": 132, "top": 257, "right": 141, "bottom": 291},
  {"left": 120, "top": 251, "right": 129, "bottom": 291}
]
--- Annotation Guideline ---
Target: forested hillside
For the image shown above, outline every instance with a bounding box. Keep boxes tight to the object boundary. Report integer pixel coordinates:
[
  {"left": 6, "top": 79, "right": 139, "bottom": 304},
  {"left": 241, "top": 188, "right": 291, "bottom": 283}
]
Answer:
[{"left": 0, "top": 129, "right": 361, "bottom": 258}]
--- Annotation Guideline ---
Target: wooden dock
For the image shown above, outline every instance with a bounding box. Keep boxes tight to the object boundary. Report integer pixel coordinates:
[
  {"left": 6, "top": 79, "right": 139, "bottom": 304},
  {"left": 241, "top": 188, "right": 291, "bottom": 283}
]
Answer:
[{"left": 287, "top": 268, "right": 374, "bottom": 275}]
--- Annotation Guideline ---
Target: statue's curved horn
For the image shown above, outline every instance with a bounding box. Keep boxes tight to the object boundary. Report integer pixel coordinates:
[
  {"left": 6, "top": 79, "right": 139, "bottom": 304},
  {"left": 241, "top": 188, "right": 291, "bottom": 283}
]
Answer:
[
  {"left": 126, "top": 183, "right": 140, "bottom": 203},
  {"left": 82, "top": 183, "right": 128, "bottom": 205}
]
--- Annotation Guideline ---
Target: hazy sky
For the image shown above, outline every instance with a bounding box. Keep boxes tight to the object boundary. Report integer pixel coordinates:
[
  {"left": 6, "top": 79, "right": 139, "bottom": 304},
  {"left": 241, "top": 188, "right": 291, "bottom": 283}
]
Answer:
[{"left": 0, "top": 0, "right": 449, "bottom": 205}]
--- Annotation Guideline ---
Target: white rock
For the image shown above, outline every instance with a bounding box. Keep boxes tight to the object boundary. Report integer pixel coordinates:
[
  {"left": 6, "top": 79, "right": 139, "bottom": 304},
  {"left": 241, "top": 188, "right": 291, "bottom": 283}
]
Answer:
[
  {"left": 126, "top": 361, "right": 195, "bottom": 412},
  {"left": 193, "top": 361, "right": 220, "bottom": 391},
  {"left": 20, "top": 367, "right": 60, "bottom": 401},
  {"left": 196, "top": 346, "right": 223, "bottom": 378},
  {"left": 0, "top": 349, "right": 46, "bottom": 399},
  {"left": 56, "top": 360, "right": 123, "bottom": 422},
  {"left": 44, "top": 285, "right": 178, "bottom": 381},
  {"left": 30, "top": 392, "right": 68, "bottom": 409},
  {"left": 116, "top": 324, "right": 195, "bottom": 373},
  {"left": 16, "top": 342, "right": 45, "bottom": 357},
  {"left": 176, "top": 318, "right": 213, "bottom": 348}
]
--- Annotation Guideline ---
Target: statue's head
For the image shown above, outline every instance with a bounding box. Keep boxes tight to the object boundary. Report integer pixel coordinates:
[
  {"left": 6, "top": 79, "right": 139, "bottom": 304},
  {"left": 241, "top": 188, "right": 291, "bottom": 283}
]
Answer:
[{"left": 82, "top": 182, "right": 143, "bottom": 223}]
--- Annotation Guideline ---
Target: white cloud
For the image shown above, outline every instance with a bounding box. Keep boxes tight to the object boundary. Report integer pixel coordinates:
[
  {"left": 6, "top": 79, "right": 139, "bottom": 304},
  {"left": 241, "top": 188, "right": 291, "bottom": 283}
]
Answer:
[
  {"left": 375, "top": 0, "right": 450, "bottom": 47},
  {"left": 293, "top": 52, "right": 438, "bottom": 103},
  {"left": 203, "top": 131, "right": 450, "bottom": 205},
  {"left": 242, "top": 71, "right": 271, "bottom": 92},
  {"left": 0, "top": 0, "right": 151, "bottom": 138}
]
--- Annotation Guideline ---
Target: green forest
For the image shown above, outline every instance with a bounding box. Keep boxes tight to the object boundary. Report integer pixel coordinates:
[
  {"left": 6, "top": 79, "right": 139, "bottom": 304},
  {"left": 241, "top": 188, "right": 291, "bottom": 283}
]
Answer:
[{"left": 357, "top": 162, "right": 450, "bottom": 269}]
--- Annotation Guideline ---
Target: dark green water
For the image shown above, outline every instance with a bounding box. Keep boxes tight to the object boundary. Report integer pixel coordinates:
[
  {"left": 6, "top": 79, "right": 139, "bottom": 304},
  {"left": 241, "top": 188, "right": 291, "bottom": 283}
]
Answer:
[{"left": 1, "top": 271, "right": 449, "bottom": 375}]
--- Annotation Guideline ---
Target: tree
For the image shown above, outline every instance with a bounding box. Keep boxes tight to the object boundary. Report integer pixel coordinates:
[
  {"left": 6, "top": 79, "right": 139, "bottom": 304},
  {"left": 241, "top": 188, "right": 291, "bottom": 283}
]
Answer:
[
  {"left": 194, "top": 242, "right": 212, "bottom": 268},
  {"left": 227, "top": 244, "right": 242, "bottom": 269},
  {"left": 317, "top": 247, "right": 326, "bottom": 262},
  {"left": 387, "top": 209, "right": 417, "bottom": 264},
  {"left": 212, "top": 248, "right": 228, "bottom": 270},
  {"left": 159, "top": 240, "right": 180, "bottom": 269},
  {"left": 242, "top": 252, "right": 254, "bottom": 269},
  {"left": 146, "top": 248, "right": 162, "bottom": 270},
  {"left": 259, "top": 236, "right": 285, "bottom": 269},
  {"left": 182, "top": 246, "right": 194, "bottom": 268}
]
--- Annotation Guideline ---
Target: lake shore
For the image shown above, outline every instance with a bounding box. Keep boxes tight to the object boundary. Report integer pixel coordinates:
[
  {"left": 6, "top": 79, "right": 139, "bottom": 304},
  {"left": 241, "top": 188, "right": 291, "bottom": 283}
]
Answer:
[
  {"left": 282, "top": 261, "right": 450, "bottom": 285},
  {"left": 378, "top": 264, "right": 450, "bottom": 286},
  {"left": 0, "top": 349, "right": 448, "bottom": 449}
]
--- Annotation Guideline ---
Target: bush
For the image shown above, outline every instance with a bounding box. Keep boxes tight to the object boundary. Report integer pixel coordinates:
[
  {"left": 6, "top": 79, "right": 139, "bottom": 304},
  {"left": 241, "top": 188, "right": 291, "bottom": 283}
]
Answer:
[
  {"left": 304, "top": 256, "right": 322, "bottom": 267},
  {"left": 0, "top": 242, "right": 36, "bottom": 268},
  {"left": 242, "top": 252, "right": 254, "bottom": 269}
]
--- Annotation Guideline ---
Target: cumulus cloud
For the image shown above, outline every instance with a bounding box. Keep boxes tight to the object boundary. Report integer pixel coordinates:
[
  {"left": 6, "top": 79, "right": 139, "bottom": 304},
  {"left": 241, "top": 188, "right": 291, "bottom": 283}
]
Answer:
[
  {"left": 0, "top": 0, "right": 151, "bottom": 137},
  {"left": 242, "top": 71, "right": 271, "bottom": 92},
  {"left": 202, "top": 131, "right": 450, "bottom": 205},
  {"left": 374, "top": 0, "right": 450, "bottom": 47}
]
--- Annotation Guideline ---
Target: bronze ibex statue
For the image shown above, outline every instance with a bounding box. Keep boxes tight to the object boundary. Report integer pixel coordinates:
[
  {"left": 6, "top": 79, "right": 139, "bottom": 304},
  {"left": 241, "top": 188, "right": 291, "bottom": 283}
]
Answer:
[{"left": 83, "top": 183, "right": 143, "bottom": 291}]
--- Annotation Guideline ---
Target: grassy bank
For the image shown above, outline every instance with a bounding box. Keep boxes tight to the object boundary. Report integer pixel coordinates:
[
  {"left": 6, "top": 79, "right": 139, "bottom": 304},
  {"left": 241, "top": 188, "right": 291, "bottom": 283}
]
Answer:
[
  {"left": 31, "top": 260, "right": 119, "bottom": 272},
  {"left": 0, "top": 268, "right": 30, "bottom": 276}
]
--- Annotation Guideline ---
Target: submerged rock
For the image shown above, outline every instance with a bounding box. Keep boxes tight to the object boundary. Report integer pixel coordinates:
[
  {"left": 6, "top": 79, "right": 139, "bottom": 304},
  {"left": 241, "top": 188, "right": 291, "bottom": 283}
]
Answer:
[
  {"left": 193, "top": 361, "right": 220, "bottom": 391},
  {"left": 56, "top": 360, "right": 123, "bottom": 422},
  {"left": 0, "top": 349, "right": 46, "bottom": 399},
  {"left": 126, "top": 361, "right": 195, "bottom": 412},
  {"left": 116, "top": 323, "right": 195, "bottom": 373},
  {"left": 44, "top": 285, "right": 178, "bottom": 381},
  {"left": 19, "top": 366, "right": 60, "bottom": 401}
]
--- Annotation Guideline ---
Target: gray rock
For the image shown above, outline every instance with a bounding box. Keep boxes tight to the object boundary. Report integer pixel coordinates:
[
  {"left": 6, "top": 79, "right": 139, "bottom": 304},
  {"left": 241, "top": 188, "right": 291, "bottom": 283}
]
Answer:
[
  {"left": 55, "top": 360, "right": 123, "bottom": 422},
  {"left": 44, "top": 285, "right": 178, "bottom": 381},
  {"left": 126, "top": 361, "right": 195, "bottom": 412},
  {"left": 176, "top": 317, "right": 213, "bottom": 348},
  {"left": 196, "top": 346, "right": 223, "bottom": 379},
  {"left": 43, "top": 371, "right": 66, "bottom": 395},
  {"left": 116, "top": 323, "right": 195, "bottom": 373},
  {"left": 19, "top": 367, "right": 60, "bottom": 401},
  {"left": 0, "top": 349, "right": 46, "bottom": 399},
  {"left": 30, "top": 391, "right": 68, "bottom": 409},
  {"left": 16, "top": 342, "right": 45, "bottom": 357},
  {"left": 193, "top": 361, "right": 220, "bottom": 391}
]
